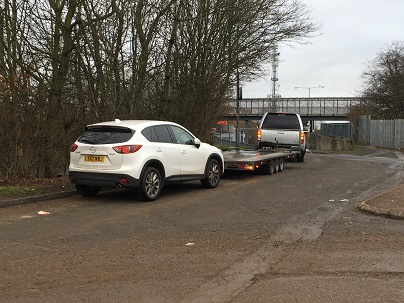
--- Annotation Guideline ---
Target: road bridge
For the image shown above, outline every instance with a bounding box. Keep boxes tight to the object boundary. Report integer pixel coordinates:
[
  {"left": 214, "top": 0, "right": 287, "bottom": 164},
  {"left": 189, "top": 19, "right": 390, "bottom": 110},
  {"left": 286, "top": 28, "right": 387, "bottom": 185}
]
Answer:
[
  {"left": 223, "top": 97, "right": 363, "bottom": 122},
  {"left": 216, "top": 97, "right": 363, "bottom": 145}
]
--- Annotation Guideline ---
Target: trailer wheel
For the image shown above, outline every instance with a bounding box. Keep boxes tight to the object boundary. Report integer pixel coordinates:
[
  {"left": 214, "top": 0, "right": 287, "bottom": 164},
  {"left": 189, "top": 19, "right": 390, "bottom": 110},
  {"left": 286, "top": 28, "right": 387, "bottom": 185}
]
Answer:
[
  {"left": 278, "top": 158, "right": 284, "bottom": 172},
  {"left": 273, "top": 159, "right": 279, "bottom": 173},
  {"left": 264, "top": 160, "right": 275, "bottom": 175}
]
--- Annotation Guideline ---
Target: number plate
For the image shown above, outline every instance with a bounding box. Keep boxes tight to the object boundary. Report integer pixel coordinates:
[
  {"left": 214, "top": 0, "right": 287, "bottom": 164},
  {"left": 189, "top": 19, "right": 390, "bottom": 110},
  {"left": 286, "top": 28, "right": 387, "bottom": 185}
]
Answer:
[{"left": 84, "top": 155, "right": 104, "bottom": 162}]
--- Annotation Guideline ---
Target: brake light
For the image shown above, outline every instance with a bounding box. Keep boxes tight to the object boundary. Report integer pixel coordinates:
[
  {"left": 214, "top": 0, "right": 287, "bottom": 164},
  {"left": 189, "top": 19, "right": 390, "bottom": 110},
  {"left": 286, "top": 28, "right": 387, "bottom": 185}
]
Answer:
[
  {"left": 70, "top": 143, "right": 78, "bottom": 152},
  {"left": 300, "top": 131, "right": 305, "bottom": 144},
  {"left": 257, "top": 130, "right": 262, "bottom": 142},
  {"left": 113, "top": 145, "right": 142, "bottom": 154}
]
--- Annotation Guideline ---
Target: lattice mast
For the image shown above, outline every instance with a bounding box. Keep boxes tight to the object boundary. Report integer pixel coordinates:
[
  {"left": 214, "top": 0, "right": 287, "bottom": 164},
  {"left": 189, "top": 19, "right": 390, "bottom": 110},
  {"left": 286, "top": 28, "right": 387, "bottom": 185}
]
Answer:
[{"left": 271, "top": 48, "right": 280, "bottom": 98}]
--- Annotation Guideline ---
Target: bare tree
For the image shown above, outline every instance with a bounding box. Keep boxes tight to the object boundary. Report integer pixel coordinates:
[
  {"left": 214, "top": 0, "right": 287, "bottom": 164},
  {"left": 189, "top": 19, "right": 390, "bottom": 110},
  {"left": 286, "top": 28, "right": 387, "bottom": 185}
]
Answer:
[
  {"left": 76, "top": 0, "right": 128, "bottom": 121},
  {"left": 127, "top": 0, "right": 177, "bottom": 117},
  {"left": 361, "top": 41, "right": 404, "bottom": 119},
  {"left": 0, "top": 0, "right": 317, "bottom": 178},
  {"left": 0, "top": 0, "right": 39, "bottom": 178},
  {"left": 148, "top": 0, "right": 318, "bottom": 139}
]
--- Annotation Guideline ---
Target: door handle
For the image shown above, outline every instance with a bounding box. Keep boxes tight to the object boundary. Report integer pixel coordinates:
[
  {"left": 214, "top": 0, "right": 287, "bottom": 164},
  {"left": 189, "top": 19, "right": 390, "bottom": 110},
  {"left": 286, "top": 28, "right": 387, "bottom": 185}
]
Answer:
[{"left": 156, "top": 148, "right": 162, "bottom": 152}]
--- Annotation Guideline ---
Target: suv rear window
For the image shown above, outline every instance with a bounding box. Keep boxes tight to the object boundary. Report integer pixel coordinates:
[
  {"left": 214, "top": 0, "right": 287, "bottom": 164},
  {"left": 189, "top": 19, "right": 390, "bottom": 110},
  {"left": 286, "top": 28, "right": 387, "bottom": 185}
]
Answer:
[
  {"left": 261, "top": 113, "right": 300, "bottom": 130},
  {"left": 78, "top": 126, "right": 134, "bottom": 144}
]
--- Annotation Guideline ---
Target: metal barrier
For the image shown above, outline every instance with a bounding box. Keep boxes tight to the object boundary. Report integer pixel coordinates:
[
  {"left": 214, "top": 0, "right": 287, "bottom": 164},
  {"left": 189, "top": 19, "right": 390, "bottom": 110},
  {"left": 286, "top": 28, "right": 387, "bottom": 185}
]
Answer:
[
  {"left": 321, "top": 123, "right": 352, "bottom": 139},
  {"left": 358, "top": 116, "right": 404, "bottom": 149},
  {"left": 211, "top": 127, "right": 257, "bottom": 148},
  {"left": 225, "top": 97, "right": 362, "bottom": 118}
]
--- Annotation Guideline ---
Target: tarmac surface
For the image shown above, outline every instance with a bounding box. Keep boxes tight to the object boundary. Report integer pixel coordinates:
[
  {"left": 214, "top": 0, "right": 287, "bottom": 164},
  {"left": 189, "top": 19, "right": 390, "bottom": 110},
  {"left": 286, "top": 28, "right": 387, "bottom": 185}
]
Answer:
[
  {"left": 1, "top": 147, "right": 403, "bottom": 220},
  {"left": 1, "top": 147, "right": 404, "bottom": 303},
  {"left": 0, "top": 185, "right": 404, "bottom": 220},
  {"left": 2, "top": 185, "right": 403, "bottom": 219}
]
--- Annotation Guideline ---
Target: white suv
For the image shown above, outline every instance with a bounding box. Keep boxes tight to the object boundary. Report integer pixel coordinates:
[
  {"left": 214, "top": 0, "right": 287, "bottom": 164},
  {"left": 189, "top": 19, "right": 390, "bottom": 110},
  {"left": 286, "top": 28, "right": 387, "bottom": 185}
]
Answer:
[{"left": 69, "top": 120, "right": 224, "bottom": 201}]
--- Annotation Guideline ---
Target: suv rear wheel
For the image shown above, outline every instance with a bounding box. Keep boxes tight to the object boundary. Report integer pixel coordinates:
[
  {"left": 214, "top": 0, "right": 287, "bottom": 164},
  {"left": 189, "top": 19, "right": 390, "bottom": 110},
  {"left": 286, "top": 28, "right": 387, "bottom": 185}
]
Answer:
[
  {"left": 139, "top": 166, "right": 162, "bottom": 201},
  {"left": 76, "top": 184, "right": 100, "bottom": 197}
]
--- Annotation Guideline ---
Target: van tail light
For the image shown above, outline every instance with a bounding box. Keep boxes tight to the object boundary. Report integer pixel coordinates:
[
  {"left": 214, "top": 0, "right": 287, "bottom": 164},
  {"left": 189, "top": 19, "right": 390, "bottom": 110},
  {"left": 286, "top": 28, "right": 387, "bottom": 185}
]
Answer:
[
  {"left": 70, "top": 143, "right": 78, "bottom": 152},
  {"left": 300, "top": 131, "right": 305, "bottom": 144},
  {"left": 113, "top": 145, "right": 142, "bottom": 154},
  {"left": 257, "top": 130, "right": 262, "bottom": 142}
]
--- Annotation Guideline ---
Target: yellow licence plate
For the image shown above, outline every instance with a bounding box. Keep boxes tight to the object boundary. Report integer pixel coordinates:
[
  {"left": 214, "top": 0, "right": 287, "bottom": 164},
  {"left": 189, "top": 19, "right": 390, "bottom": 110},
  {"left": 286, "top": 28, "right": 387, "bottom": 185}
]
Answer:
[{"left": 84, "top": 155, "right": 104, "bottom": 162}]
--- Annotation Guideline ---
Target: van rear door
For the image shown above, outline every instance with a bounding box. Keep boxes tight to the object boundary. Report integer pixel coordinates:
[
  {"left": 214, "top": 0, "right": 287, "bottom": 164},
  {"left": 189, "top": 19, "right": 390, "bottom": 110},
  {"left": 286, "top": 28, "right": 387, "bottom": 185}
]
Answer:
[{"left": 259, "top": 113, "right": 302, "bottom": 147}]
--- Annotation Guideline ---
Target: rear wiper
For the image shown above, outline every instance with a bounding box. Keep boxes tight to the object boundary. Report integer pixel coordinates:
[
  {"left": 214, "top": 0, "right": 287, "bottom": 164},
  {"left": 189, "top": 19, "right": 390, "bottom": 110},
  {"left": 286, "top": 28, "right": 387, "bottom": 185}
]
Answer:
[{"left": 79, "top": 139, "right": 96, "bottom": 144}]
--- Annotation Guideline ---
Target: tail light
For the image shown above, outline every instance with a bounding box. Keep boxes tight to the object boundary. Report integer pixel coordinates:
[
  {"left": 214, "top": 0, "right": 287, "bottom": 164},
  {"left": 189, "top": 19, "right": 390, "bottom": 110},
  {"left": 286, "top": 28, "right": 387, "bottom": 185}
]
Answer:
[
  {"left": 257, "top": 130, "right": 262, "bottom": 142},
  {"left": 300, "top": 131, "right": 305, "bottom": 144},
  {"left": 113, "top": 145, "right": 142, "bottom": 154},
  {"left": 70, "top": 143, "right": 78, "bottom": 152},
  {"left": 119, "top": 178, "right": 130, "bottom": 185}
]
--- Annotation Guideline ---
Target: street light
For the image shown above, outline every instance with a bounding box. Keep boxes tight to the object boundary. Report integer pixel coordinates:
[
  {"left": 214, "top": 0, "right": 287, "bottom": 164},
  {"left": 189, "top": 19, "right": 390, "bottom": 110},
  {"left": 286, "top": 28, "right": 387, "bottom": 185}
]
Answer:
[{"left": 295, "top": 85, "right": 324, "bottom": 97}]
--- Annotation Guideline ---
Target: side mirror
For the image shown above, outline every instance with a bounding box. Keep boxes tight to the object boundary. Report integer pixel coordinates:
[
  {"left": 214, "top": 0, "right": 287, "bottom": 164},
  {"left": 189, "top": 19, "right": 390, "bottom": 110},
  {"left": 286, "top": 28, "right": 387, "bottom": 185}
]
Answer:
[{"left": 194, "top": 138, "right": 201, "bottom": 148}]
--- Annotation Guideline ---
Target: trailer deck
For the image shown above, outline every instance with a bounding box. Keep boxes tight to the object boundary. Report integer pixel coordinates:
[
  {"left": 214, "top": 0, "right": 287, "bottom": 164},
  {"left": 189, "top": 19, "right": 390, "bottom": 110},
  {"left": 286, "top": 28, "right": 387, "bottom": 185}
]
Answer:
[{"left": 223, "top": 149, "right": 300, "bottom": 174}]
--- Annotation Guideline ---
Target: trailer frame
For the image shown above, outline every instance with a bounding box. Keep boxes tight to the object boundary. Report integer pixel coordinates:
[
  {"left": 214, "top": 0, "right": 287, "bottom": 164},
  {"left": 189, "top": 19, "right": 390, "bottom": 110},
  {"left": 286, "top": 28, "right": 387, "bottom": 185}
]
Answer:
[{"left": 223, "top": 148, "right": 301, "bottom": 175}]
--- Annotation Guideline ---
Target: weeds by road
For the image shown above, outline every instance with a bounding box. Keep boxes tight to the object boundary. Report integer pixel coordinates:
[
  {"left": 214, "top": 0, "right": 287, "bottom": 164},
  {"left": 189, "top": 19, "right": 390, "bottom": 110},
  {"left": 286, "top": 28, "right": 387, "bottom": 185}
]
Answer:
[{"left": 0, "top": 177, "right": 73, "bottom": 201}]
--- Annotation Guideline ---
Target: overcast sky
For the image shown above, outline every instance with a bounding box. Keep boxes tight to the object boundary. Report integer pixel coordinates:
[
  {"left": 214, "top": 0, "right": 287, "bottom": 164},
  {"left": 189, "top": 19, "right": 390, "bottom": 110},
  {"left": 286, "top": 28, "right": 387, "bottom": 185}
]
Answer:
[{"left": 242, "top": 0, "right": 404, "bottom": 98}]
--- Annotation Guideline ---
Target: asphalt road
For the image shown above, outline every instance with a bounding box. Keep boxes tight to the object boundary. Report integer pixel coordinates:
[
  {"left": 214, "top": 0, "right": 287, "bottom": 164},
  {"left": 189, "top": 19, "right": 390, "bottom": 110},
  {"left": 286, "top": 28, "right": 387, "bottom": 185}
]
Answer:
[{"left": 1, "top": 151, "right": 404, "bottom": 303}]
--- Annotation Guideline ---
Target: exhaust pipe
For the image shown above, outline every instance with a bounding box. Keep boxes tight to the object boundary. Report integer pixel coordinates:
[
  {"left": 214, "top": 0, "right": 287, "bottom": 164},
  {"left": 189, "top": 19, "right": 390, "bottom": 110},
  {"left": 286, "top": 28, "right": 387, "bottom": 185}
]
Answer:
[{"left": 116, "top": 183, "right": 122, "bottom": 188}]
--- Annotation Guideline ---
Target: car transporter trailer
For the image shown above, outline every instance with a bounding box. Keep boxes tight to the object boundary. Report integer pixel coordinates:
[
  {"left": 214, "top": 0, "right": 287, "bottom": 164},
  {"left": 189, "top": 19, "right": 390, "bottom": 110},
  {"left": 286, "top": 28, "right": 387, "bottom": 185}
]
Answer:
[{"left": 223, "top": 147, "right": 301, "bottom": 175}]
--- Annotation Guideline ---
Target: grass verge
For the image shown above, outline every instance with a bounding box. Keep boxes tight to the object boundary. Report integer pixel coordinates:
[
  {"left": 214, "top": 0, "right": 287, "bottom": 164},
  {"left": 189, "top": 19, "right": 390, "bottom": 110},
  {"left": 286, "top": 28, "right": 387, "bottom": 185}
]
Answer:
[{"left": 0, "top": 177, "right": 73, "bottom": 200}]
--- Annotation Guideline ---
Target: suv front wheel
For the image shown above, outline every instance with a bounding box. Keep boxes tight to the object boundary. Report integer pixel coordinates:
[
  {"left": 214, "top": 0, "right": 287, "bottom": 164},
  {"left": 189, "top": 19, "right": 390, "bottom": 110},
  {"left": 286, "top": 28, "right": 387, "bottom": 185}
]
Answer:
[{"left": 201, "top": 159, "right": 221, "bottom": 188}]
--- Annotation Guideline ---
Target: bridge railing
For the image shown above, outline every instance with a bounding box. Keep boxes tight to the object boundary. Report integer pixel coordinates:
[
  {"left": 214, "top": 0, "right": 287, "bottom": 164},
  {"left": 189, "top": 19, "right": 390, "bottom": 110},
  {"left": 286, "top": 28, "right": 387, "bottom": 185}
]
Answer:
[{"left": 225, "top": 97, "right": 363, "bottom": 117}]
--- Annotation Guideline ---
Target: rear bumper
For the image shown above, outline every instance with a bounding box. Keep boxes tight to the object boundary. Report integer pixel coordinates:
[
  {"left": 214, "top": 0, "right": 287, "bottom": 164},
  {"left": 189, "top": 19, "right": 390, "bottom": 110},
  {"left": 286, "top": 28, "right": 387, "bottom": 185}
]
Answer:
[
  {"left": 69, "top": 171, "right": 141, "bottom": 188},
  {"left": 259, "top": 142, "right": 303, "bottom": 150}
]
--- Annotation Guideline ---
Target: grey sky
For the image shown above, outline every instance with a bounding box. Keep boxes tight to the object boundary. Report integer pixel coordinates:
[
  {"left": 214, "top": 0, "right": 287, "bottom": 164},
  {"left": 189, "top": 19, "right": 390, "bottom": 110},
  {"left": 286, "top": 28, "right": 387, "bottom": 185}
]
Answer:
[{"left": 242, "top": 0, "right": 404, "bottom": 98}]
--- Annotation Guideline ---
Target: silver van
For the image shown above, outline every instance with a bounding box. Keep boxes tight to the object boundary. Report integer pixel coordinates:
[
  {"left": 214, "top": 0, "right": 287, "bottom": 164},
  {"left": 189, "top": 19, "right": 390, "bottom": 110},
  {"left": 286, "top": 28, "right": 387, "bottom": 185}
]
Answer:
[{"left": 257, "top": 112, "right": 306, "bottom": 162}]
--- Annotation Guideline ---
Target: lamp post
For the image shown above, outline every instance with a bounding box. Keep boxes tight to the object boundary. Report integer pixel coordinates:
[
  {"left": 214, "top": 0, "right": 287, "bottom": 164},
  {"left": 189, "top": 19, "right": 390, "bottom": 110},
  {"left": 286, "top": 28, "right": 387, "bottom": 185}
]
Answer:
[
  {"left": 294, "top": 85, "right": 324, "bottom": 132},
  {"left": 236, "top": 67, "right": 240, "bottom": 149},
  {"left": 295, "top": 85, "right": 324, "bottom": 97}
]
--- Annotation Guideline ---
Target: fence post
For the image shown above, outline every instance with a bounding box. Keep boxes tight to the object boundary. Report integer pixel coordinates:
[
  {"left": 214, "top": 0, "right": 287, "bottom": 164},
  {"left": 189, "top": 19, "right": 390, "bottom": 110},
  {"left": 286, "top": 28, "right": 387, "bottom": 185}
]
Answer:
[
  {"left": 394, "top": 119, "right": 401, "bottom": 149},
  {"left": 358, "top": 115, "right": 371, "bottom": 145}
]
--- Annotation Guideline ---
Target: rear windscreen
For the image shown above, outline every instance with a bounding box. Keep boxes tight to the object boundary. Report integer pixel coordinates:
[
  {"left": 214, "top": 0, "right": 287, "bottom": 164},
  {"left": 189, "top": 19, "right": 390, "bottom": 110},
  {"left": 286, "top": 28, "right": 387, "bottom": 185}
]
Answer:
[
  {"left": 78, "top": 127, "right": 134, "bottom": 144},
  {"left": 261, "top": 114, "right": 300, "bottom": 129}
]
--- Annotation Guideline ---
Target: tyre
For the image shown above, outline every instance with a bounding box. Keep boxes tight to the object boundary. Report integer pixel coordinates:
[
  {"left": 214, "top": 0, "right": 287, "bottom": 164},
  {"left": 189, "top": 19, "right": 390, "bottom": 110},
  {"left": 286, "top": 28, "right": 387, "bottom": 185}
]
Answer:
[
  {"left": 264, "top": 160, "right": 274, "bottom": 175},
  {"left": 139, "top": 167, "right": 162, "bottom": 201},
  {"left": 273, "top": 159, "right": 279, "bottom": 173},
  {"left": 201, "top": 159, "right": 221, "bottom": 188},
  {"left": 297, "top": 149, "right": 306, "bottom": 163},
  {"left": 76, "top": 184, "right": 100, "bottom": 197},
  {"left": 278, "top": 158, "right": 284, "bottom": 172}
]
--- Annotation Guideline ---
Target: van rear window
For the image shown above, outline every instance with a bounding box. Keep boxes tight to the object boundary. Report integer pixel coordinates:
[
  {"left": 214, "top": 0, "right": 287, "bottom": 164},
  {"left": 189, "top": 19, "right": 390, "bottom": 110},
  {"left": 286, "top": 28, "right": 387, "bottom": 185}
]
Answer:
[
  {"left": 78, "top": 126, "right": 134, "bottom": 144},
  {"left": 261, "top": 114, "right": 300, "bottom": 129}
]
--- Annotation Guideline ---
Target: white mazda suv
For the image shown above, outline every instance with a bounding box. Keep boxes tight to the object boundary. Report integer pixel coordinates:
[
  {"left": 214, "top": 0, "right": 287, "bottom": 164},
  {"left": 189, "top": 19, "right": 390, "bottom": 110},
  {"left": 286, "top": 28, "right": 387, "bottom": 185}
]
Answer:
[{"left": 69, "top": 120, "right": 224, "bottom": 201}]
